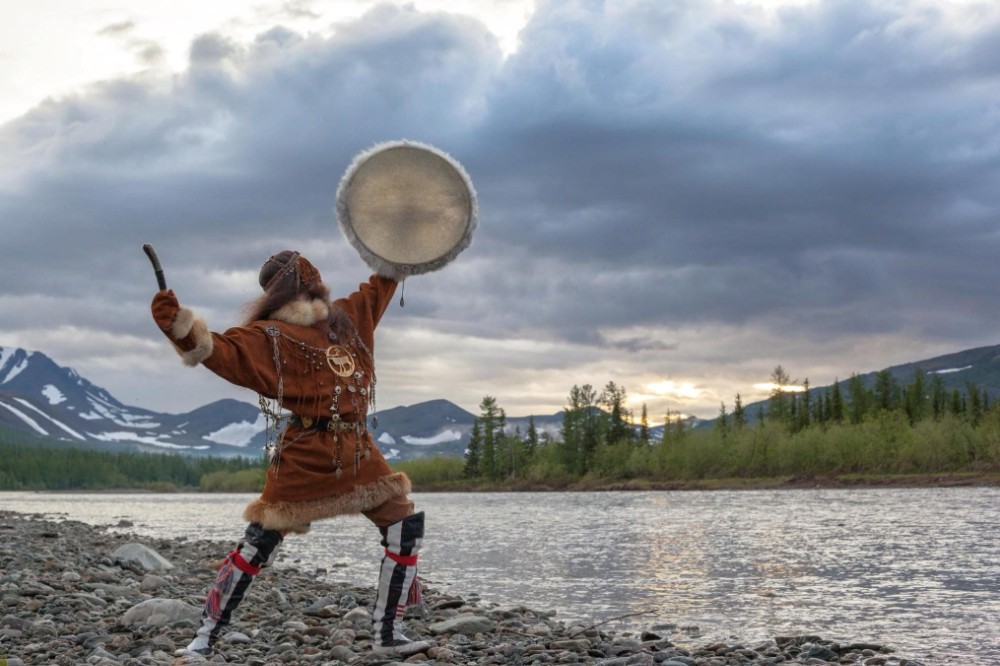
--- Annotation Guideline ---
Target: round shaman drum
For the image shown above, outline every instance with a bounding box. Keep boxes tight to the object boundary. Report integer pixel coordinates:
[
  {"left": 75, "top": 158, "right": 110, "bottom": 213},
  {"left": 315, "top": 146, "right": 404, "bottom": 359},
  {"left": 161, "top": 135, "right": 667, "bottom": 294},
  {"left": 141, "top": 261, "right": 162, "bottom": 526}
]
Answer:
[{"left": 336, "top": 140, "right": 477, "bottom": 280}]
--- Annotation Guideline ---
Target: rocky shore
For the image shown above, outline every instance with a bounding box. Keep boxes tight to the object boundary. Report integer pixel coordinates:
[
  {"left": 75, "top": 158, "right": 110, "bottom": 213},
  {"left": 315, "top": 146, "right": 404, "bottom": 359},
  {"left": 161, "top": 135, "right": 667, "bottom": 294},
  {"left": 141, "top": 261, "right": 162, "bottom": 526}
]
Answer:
[{"left": 0, "top": 511, "right": 922, "bottom": 666}]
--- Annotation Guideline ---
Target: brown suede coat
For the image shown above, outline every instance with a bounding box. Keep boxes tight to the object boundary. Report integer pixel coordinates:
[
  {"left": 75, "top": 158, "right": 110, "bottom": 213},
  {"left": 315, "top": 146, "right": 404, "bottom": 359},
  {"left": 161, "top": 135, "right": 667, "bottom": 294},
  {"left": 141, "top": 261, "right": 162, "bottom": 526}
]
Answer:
[{"left": 152, "top": 275, "right": 409, "bottom": 533}]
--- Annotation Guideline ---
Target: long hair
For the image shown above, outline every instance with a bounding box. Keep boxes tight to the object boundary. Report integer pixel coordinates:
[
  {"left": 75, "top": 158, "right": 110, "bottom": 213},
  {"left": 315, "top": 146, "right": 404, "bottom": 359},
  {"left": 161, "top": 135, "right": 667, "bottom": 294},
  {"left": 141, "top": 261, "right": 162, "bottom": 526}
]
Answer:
[{"left": 242, "top": 250, "right": 357, "bottom": 342}]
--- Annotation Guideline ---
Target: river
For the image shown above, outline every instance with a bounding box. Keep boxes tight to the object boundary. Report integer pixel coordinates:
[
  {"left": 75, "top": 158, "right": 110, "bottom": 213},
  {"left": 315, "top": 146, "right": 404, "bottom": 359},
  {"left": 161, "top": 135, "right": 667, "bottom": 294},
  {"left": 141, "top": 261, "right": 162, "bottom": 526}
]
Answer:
[{"left": 1, "top": 487, "right": 996, "bottom": 665}]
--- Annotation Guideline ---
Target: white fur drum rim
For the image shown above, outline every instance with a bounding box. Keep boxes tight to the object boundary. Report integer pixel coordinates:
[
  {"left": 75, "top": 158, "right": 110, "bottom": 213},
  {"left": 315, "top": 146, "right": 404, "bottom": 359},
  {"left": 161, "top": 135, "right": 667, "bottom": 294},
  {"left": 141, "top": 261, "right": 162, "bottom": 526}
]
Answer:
[{"left": 335, "top": 139, "right": 478, "bottom": 281}]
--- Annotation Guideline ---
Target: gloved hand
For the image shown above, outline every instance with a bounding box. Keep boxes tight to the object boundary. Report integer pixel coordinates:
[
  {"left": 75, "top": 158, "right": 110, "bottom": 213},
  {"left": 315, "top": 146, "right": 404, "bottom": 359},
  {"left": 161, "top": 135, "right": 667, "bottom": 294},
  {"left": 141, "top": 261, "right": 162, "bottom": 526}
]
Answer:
[
  {"left": 151, "top": 289, "right": 181, "bottom": 335},
  {"left": 150, "top": 290, "right": 213, "bottom": 365}
]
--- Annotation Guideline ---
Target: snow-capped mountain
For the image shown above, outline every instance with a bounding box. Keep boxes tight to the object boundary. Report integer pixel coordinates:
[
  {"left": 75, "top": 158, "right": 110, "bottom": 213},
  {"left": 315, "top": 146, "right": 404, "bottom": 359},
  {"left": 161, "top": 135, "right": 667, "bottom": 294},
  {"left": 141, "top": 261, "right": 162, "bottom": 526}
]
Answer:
[
  {"left": 0, "top": 346, "right": 562, "bottom": 460},
  {"left": 0, "top": 347, "right": 266, "bottom": 456}
]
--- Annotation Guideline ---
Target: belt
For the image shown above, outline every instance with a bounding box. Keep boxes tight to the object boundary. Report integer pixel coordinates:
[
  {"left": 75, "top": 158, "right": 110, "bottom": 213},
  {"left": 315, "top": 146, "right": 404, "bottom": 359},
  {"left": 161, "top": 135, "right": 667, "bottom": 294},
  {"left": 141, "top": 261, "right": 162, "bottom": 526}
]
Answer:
[{"left": 291, "top": 416, "right": 364, "bottom": 433}]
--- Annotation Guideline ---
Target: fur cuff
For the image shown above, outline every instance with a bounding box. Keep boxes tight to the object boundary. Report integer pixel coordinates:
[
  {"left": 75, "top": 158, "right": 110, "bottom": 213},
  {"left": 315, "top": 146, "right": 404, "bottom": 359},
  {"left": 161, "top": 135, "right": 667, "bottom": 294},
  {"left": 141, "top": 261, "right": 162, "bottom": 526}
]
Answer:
[
  {"left": 176, "top": 315, "right": 214, "bottom": 366},
  {"left": 242, "top": 472, "right": 412, "bottom": 533},
  {"left": 170, "top": 307, "right": 195, "bottom": 339}
]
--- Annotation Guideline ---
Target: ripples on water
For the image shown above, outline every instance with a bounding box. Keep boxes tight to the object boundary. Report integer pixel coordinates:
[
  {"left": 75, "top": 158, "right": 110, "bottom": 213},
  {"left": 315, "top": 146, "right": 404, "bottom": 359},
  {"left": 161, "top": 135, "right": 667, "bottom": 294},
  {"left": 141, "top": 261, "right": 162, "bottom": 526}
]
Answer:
[{"left": 2, "top": 487, "right": 996, "bottom": 666}]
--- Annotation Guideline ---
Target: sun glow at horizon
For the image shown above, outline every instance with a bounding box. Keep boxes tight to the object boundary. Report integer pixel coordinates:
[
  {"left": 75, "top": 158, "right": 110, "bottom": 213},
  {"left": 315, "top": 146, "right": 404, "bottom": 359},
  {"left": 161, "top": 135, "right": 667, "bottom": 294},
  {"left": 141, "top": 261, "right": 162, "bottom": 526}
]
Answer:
[
  {"left": 645, "top": 380, "right": 704, "bottom": 400},
  {"left": 753, "top": 382, "right": 807, "bottom": 393}
]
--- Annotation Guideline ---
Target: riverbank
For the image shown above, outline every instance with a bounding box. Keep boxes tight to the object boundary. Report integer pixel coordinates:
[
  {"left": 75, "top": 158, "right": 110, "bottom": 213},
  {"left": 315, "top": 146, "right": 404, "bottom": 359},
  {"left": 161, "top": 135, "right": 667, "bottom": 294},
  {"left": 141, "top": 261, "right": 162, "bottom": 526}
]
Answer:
[
  {"left": 0, "top": 510, "right": 927, "bottom": 665},
  {"left": 404, "top": 471, "right": 1000, "bottom": 492}
]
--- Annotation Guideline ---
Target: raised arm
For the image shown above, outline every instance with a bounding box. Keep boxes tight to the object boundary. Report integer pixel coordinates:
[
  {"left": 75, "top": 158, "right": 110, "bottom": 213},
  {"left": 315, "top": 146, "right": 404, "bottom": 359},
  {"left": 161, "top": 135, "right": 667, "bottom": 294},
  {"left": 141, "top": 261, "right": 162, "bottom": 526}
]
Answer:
[{"left": 333, "top": 275, "right": 398, "bottom": 348}]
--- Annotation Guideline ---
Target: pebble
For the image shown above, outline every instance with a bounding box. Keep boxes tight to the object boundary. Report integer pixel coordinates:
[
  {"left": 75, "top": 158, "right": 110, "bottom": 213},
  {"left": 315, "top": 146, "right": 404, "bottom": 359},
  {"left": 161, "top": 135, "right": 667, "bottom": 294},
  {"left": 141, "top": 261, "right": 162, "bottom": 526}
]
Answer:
[{"left": 0, "top": 510, "right": 921, "bottom": 666}]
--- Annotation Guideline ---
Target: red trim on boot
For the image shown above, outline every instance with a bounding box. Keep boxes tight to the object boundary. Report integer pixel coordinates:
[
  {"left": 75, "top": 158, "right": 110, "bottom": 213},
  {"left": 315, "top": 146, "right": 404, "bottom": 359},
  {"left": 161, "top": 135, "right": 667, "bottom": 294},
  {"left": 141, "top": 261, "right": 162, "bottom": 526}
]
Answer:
[
  {"left": 384, "top": 550, "right": 418, "bottom": 566},
  {"left": 229, "top": 549, "right": 262, "bottom": 575}
]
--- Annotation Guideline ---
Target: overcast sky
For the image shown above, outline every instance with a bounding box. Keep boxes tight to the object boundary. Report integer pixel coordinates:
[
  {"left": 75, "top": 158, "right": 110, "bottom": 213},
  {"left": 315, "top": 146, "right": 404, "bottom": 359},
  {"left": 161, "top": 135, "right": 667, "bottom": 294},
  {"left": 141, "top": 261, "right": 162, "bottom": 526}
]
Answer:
[{"left": 1, "top": 0, "right": 998, "bottom": 422}]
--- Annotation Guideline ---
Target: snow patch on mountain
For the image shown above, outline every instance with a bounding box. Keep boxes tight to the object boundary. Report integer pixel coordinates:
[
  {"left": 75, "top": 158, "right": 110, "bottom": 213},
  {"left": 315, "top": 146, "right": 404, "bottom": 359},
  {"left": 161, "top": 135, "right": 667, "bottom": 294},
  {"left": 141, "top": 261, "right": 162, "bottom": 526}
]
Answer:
[
  {"left": 42, "top": 385, "right": 66, "bottom": 405},
  {"left": 931, "top": 365, "right": 973, "bottom": 374},
  {"left": 89, "top": 431, "right": 194, "bottom": 449},
  {"left": 0, "top": 348, "right": 15, "bottom": 374},
  {"left": 203, "top": 413, "right": 266, "bottom": 447},
  {"left": 0, "top": 399, "right": 48, "bottom": 435},
  {"left": 378, "top": 432, "right": 397, "bottom": 445},
  {"left": 383, "top": 448, "right": 401, "bottom": 460},
  {"left": 402, "top": 430, "right": 462, "bottom": 446},
  {"left": 11, "top": 398, "right": 85, "bottom": 441},
  {"left": 85, "top": 395, "right": 159, "bottom": 428},
  {"left": 1, "top": 353, "right": 30, "bottom": 384}
]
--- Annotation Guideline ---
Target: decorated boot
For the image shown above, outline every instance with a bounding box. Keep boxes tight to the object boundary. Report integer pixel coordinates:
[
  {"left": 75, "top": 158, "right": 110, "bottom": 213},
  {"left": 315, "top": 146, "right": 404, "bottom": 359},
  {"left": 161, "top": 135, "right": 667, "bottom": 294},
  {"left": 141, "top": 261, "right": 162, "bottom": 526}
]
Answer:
[
  {"left": 175, "top": 523, "right": 282, "bottom": 657},
  {"left": 371, "top": 511, "right": 431, "bottom": 655}
]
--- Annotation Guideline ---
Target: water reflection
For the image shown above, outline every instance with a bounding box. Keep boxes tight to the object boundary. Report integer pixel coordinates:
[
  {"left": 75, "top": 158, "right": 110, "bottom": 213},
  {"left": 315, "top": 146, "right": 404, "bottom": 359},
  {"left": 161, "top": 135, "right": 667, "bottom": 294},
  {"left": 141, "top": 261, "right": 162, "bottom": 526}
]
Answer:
[{"left": 1, "top": 487, "right": 997, "bottom": 665}]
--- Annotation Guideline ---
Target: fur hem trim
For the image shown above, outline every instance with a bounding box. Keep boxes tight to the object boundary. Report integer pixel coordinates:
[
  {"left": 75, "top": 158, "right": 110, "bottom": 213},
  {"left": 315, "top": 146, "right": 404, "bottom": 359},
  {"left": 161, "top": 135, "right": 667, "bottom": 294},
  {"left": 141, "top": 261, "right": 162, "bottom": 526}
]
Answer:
[
  {"left": 179, "top": 316, "right": 213, "bottom": 366},
  {"left": 271, "top": 298, "right": 330, "bottom": 327},
  {"left": 242, "top": 473, "right": 412, "bottom": 534}
]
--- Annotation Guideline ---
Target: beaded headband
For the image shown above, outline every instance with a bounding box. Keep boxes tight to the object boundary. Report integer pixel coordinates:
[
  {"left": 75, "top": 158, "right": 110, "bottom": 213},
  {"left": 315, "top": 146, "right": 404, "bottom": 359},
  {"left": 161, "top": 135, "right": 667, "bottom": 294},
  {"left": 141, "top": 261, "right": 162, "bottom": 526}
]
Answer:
[{"left": 262, "top": 252, "right": 322, "bottom": 291}]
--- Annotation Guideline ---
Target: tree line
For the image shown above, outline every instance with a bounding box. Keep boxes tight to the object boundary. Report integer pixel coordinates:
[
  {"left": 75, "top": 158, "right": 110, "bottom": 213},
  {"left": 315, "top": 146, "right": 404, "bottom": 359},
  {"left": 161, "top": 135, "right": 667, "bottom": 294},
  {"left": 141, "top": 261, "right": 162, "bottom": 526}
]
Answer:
[
  {"left": 724, "top": 365, "right": 995, "bottom": 433},
  {"left": 0, "top": 442, "right": 263, "bottom": 491},
  {"left": 453, "top": 371, "right": 1000, "bottom": 486}
]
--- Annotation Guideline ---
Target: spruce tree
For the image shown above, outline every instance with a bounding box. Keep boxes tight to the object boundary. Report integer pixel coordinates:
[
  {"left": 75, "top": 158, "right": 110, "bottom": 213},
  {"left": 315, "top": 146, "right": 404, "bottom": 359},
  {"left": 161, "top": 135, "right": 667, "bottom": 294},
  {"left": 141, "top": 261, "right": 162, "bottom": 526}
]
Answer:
[
  {"left": 639, "top": 404, "right": 650, "bottom": 444},
  {"left": 464, "top": 419, "right": 482, "bottom": 478},
  {"left": 479, "top": 396, "right": 502, "bottom": 479},
  {"left": 717, "top": 402, "right": 729, "bottom": 436},
  {"left": 526, "top": 416, "right": 539, "bottom": 460},
  {"left": 733, "top": 393, "right": 746, "bottom": 430}
]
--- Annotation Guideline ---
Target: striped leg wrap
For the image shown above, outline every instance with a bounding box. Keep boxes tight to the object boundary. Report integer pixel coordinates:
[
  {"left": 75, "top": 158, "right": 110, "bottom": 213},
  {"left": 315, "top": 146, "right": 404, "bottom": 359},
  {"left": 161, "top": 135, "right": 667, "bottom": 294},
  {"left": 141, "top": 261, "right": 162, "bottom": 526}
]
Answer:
[
  {"left": 186, "top": 522, "right": 282, "bottom": 652},
  {"left": 372, "top": 511, "right": 425, "bottom": 646}
]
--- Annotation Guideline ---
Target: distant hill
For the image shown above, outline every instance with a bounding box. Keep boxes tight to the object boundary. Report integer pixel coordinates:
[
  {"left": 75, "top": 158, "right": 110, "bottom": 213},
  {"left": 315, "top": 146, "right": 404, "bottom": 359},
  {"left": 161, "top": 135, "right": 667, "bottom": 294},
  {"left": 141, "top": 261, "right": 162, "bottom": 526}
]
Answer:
[{"left": 731, "top": 344, "right": 1000, "bottom": 427}]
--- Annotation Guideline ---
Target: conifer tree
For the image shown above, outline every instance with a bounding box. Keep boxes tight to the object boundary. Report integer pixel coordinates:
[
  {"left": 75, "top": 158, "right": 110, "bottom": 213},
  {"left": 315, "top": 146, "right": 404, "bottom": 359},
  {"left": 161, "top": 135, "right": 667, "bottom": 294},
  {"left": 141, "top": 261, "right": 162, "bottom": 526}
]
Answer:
[
  {"left": 717, "top": 402, "right": 729, "bottom": 436},
  {"left": 526, "top": 416, "right": 539, "bottom": 460},
  {"left": 931, "top": 374, "right": 947, "bottom": 420},
  {"left": 464, "top": 420, "right": 482, "bottom": 478},
  {"left": 967, "top": 382, "right": 983, "bottom": 426},
  {"left": 733, "top": 393, "right": 746, "bottom": 430},
  {"left": 600, "top": 381, "right": 632, "bottom": 444},
  {"left": 561, "top": 384, "right": 598, "bottom": 474},
  {"left": 874, "top": 369, "right": 900, "bottom": 412},
  {"left": 950, "top": 389, "right": 964, "bottom": 415},
  {"left": 479, "top": 396, "right": 502, "bottom": 479},
  {"left": 639, "top": 404, "right": 650, "bottom": 444},
  {"left": 904, "top": 368, "right": 928, "bottom": 424},
  {"left": 846, "top": 374, "right": 869, "bottom": 423},
  {"left": 768, "top": 365, "right": 793, "bottom": 426},
  {"left": 797, "top": 379, "right": 811, "bottom": 431}
]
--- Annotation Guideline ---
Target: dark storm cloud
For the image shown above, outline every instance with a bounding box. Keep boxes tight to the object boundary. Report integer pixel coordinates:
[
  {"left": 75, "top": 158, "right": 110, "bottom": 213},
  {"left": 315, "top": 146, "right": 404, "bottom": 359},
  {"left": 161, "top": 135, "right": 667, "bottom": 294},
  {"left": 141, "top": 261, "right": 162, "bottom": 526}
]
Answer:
[
  {"left": 462, "top": 0, "right": 1000, "bottom": 343},
  {"left": 2, "top": 0, "right": 999, "bottom": 369},
  {"left": 0, "top": 4, "right": 500, "bottom": 310}
]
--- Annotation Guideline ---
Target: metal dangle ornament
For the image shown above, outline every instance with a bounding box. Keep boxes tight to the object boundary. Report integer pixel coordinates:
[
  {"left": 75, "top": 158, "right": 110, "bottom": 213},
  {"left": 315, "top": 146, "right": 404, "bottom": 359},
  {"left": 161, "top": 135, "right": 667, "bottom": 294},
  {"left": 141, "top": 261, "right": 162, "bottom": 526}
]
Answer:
[{"left": 325, "top": 345, "right": 356, "bottom": 377}]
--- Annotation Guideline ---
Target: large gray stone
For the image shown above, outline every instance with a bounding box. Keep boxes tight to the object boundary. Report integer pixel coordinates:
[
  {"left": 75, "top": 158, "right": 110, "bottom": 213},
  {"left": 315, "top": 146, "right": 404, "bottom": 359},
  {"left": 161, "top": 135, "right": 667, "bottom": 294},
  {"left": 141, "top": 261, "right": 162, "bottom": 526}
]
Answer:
[
  {"left": 429, "top": 614, "right": 496, "bottom": 635},
  {"left": 343, "top": 606, "right": 371, "bottom": 628},
  {"left": 112, "top": 543, "right": 174, "bottom": 572},
  {"left": 121, "top": 598, "right": 201, "bottom": 627}
]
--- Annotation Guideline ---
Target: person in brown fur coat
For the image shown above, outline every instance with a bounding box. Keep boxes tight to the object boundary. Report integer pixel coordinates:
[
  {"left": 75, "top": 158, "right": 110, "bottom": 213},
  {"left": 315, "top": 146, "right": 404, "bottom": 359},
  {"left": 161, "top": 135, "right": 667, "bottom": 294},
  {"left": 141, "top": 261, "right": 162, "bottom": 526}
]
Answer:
[{"left": 151, "top": 250, "right": 428, "bottom": 658}]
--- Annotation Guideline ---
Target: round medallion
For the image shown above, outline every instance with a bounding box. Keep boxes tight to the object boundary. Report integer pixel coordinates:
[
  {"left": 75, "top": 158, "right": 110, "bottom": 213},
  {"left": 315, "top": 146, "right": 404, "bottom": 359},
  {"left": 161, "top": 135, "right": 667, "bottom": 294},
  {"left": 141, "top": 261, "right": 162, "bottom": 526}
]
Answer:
[{"left": 325, "top": 345, "right": 356, "bottom": 377}]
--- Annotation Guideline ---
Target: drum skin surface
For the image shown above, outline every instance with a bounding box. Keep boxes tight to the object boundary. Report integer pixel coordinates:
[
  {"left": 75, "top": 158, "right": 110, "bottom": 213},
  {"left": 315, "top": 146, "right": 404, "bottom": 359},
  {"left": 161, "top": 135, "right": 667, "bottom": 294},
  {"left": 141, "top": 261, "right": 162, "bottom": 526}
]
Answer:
[{"left": 336, "top": 140, "right": 478, "bottom": 279}]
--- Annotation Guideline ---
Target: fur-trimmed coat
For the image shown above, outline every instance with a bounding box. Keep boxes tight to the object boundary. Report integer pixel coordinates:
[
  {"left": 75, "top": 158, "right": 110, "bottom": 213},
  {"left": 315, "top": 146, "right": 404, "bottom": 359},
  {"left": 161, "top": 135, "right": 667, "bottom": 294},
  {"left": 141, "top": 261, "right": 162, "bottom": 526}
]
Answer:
[{"left": 151, "top": 275, "right": 408, "bottom": 533}]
